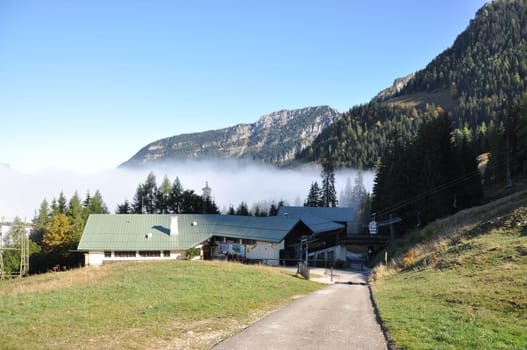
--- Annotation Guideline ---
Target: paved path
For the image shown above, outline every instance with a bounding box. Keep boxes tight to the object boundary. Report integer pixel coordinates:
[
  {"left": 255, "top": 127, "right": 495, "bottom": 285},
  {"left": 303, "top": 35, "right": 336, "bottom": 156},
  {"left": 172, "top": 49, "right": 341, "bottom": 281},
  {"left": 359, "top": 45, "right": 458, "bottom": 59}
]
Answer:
[{"left": 212, "top": 268, "right": 387, "bottom": 350}]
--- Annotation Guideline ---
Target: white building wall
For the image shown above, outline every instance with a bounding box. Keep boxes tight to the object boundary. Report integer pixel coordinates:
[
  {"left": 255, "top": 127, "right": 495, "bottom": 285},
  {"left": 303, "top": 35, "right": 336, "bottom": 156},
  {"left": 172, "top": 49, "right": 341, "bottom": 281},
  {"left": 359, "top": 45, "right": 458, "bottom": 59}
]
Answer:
[
  {"left": 334, "top": 245, "right": 348, "bottom": 261},
  {"left": 85, "top": 250, "right": 185, "bottom": 266},
  {"left": 86, "top": 252, "right": 105, "bottom": 266},
  {"left": 246, "top": 241, "right": 284, "bottom": 265}
]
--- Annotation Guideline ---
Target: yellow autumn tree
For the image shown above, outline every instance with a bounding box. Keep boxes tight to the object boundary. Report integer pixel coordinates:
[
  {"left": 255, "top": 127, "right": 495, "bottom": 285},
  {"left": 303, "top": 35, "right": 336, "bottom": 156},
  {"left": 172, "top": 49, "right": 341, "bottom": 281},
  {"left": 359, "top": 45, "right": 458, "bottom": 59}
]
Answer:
[{"left": 42, "top": 213, "right": 76, "bottom": 256}]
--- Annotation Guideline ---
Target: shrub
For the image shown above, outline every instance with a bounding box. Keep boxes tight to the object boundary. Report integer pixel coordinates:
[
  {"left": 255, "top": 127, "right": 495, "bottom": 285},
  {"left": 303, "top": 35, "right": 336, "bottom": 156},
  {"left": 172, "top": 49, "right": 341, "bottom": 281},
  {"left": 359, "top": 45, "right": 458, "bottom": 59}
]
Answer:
[
  {"left": 186, "top": 247, "right": 201, "bottom": 260},
  {"left": 402, "top": 250, "right": 418, "bottom": 268}
]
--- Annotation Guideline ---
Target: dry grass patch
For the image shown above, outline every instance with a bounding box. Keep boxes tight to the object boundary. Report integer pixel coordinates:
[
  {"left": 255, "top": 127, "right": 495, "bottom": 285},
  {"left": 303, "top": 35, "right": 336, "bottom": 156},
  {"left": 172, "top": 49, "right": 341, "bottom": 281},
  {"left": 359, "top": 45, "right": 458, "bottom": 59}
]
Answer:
[
  {"left": 0, "top": 261, "right": 322, "bottom": 350},
  {"left": 0, "top": 265, "right": 109, "bottom": 297}
]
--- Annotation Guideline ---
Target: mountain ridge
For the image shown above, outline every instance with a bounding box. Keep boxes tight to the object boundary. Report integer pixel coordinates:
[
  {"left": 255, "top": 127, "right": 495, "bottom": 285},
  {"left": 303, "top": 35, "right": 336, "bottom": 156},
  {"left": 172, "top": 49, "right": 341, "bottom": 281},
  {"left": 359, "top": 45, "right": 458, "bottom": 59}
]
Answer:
[{"left": 120, "top": 105, "right": 340, "bottom": 168}]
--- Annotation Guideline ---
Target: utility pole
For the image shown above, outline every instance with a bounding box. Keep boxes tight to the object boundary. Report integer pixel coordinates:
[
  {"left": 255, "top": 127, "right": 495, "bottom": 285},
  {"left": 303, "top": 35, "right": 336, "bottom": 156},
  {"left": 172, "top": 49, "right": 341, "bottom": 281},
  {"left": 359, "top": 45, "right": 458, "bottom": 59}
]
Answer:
[
  {"left": 0, "top": 251, "right": 4, "bottom": 280},
  {"left": 20, "top": 233, "right": 29, "bottom": 277}
]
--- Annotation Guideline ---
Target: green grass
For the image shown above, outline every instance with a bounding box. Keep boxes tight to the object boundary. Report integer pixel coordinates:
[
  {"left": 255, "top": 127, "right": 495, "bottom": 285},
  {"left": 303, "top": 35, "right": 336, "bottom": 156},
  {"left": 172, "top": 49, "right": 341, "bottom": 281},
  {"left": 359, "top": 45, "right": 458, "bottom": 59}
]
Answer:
[
  {"left": 0, "top": 261, "right": 322, "bottom": 349},
  {"left": 371, "top": 198, "right": 527, "bottom": 349}
]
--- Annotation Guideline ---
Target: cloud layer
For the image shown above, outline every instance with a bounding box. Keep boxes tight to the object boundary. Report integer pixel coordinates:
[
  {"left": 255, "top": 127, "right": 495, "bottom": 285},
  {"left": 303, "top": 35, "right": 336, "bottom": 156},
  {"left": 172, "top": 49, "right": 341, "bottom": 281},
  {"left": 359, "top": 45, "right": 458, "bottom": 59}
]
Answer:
[{"left": 0, "top": 161, "right": 374, "bottom": 220}]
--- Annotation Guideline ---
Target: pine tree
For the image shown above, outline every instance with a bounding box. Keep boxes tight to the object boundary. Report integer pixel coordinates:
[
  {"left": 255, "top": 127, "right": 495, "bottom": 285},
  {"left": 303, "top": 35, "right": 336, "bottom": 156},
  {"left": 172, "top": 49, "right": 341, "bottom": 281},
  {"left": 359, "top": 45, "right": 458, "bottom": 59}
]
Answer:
[
  {"left": 56, "top": 192, "right": 67, "bottom": 215},
  {"left": 30, "top": 199, "right": 50, "bottom": 245},
  {"left": 67, "top": 192, "right": 85, "bottom": 236},
  {"left": 116, "top": 200, "right": 133, "bottom": 214},
  {"left": 156, "top": 175, "right": 172, "bottom": 214},
  {"left": 304, "top": 181, "right": 322, "bottom": 207},
  {"left": 87, "top": 190, "right": 109, "bottom": 214},
  {"left": 235, "top": 201, "right": 250, "bottom": 216},
  {"left": 169, "top": 177, "right": 184, "bottom": 214},
  {"left": 320, "top": 162, "right": 338, "bottom": 207},
  {"left": 202, "top": 196, "right": 220, "bottom": 214},
  {"left": 269, "top": 202, "right": 279, "bottom": 216},
  {"left": 132, "top": 183, "right": 146, "bottom": 214},
  {"left": 339, "top": 177, "right": 353, "bottom": 208},
  {"left": 350, "top": 171, "right": 368, "bottom": 207},
  {"left": 142, "top": 172, "right": 158, "bottom": 214},
  {"left": 50, "top": 192, "right": 68, "bottom": 216}
]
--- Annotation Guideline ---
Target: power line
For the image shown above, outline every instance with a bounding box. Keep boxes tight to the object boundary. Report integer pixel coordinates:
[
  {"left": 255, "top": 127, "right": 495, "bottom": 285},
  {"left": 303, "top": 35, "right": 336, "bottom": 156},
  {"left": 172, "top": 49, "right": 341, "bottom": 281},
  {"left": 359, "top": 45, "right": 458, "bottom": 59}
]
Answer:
[{"left": 375, "top": 146, "right": 527, "bottom": 219}]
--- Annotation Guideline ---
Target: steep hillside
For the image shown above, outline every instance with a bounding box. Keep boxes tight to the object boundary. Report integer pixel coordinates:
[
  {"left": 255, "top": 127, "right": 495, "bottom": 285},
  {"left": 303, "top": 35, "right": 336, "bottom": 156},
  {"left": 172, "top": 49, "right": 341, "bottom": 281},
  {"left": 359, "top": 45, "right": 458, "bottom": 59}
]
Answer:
[
  {"left": 371, "top": 189, "right": 527, "bottom": 349},
  {"left": 121, "top": 106, "right": 340, "bottom": 168},
  {"left": 301, "top": 0, "right": 527, "bottom": 169},
  {"left": 398, "top": 0, "right": 527, "bottom": 128}
]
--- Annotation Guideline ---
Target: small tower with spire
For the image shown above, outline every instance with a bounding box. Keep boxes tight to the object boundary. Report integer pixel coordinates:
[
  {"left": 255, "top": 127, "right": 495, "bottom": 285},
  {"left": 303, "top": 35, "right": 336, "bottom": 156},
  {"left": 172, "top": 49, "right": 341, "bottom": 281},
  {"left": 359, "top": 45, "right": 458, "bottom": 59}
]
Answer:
[{"left": 202, "top": 181, "right": 212, "bottom": 200}]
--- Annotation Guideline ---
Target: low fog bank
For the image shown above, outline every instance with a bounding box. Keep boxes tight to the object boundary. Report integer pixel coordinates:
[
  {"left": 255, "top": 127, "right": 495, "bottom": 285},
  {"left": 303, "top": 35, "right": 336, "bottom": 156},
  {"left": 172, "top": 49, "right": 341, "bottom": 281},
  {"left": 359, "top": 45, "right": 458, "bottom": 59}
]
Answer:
[{"left": 0, "top": 160, "right": 375, "bottom": 220}]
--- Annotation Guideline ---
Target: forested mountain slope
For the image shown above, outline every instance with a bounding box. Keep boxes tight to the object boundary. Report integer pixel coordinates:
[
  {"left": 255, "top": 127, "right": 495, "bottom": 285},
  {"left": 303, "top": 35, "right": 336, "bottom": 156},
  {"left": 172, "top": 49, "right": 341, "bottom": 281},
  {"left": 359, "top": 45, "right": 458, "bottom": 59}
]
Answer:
[{"left": 300, "top": 0, "right": 527, "bottom": 169}]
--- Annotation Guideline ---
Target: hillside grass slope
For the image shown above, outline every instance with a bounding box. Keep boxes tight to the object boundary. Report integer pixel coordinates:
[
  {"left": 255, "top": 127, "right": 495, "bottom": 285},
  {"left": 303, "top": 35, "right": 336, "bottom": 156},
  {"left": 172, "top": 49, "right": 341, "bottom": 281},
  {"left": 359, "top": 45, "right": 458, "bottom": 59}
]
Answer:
[
  {"left": 0, "top": 261, "right": 322, "bottom": 350},
  {"left": 371, "top": 190, "right": 527, "bottom": 349}
]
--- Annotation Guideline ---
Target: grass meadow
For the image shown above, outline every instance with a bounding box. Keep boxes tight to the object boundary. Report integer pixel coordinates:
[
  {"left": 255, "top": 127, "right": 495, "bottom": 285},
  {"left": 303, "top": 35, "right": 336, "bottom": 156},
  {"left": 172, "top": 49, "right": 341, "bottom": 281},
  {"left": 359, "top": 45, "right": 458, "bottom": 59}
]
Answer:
[
  {"left": 0, "top": 261, "right": 322, "bottom": 349},
  {"left": 371, "top": 192, "right": 527, "bottom": 349}
]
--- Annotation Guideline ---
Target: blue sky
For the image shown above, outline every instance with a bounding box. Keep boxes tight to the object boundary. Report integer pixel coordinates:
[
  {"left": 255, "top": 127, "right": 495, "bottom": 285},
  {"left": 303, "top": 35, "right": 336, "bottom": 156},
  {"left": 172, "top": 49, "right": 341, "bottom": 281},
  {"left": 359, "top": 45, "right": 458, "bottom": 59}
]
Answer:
[{"left": 1, "top": 0, "right": 487, "bottom": 173}]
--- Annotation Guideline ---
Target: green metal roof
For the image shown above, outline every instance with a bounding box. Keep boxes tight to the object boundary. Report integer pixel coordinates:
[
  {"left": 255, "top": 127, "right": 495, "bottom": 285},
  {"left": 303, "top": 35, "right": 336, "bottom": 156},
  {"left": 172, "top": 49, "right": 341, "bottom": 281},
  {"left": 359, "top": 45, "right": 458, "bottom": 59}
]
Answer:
[
  {"left": 78, "top": 214, "right": 211, "bottom": 251},
  {"left": 275, "top": 206, "right": 350, "bottom": 234},
  {"left": 78, "top": 214, "right": 301, "bottom": 251},
  {"left": 209, "top": 215, "right": 300, "bottom": 242},
  {"left": 277, "top": 206, "right": 354, "bottom": 225}
]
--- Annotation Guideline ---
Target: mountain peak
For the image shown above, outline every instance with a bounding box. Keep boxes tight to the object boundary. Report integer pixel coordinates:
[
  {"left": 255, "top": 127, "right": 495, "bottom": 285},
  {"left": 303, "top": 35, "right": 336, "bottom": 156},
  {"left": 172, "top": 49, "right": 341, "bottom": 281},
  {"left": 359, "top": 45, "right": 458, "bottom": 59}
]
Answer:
[{"left": 120, "top": 105, "right": 340, "bottom": 168}]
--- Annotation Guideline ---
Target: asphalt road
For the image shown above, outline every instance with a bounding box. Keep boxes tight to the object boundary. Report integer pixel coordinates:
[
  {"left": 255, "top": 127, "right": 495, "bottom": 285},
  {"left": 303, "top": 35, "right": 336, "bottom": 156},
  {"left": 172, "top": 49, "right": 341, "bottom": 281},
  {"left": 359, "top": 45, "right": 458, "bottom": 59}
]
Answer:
[{"left": 212, "top": 268, "right": 387, "bottom": 350}]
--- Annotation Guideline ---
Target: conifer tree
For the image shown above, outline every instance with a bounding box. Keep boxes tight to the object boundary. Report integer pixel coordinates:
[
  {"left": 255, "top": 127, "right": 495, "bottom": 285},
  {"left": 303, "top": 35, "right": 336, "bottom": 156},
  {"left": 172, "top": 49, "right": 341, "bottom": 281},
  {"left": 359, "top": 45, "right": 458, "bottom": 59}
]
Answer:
[
  {"left": 339, "top": 177, "right": 353, "bottom": 208},
  {"left": 87, "top": 190, "right": 109, "bottom": 214},
  {"left": 67, "top": 192, "right": 85, "bottom": 235},
  {"left": 169, "top": 177, "right": 184, "bottom": 214},
  {"left": 320, "top": 162, "right": 338, "bottom": 207},
  {"left": 350, "top": 171, "right": 368, "bottom": 207},
  {"left": 142, "top": 172, "right": 158, "bottom": 214},
  {"left": 30, "top": 199, "right": 50, "bottom": 245},
  {"left": 156, "top": 175, "right": 172, "bottom": 214},
  {"left": 116, "top": 199, "right": 133, "bottom": 214},
  {"left": 235, "top": 201, "right": 250, "bottom": 216},
  {"left": 180, "top": 190, "right": 202, "bottom": 213},
  {"left": 305, "top": 181, "right": 322, "bottom": 207},
  {"left": 270, "top": 200, "right": 285, "bottom": 216},
  {"left": 132, "top": 183, "right": 146, "bottom": 214}
]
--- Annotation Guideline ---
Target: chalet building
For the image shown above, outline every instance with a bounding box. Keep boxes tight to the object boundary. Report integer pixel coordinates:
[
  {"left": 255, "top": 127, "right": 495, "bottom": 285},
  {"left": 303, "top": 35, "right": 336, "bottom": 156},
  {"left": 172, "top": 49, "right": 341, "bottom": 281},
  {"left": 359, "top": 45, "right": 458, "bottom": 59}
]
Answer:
[
  {"left": 77, "top": 212, "right": 346, "bottom": 267},
  {"left": 277, "top": 206, "right": 355, "bottom": 264}
]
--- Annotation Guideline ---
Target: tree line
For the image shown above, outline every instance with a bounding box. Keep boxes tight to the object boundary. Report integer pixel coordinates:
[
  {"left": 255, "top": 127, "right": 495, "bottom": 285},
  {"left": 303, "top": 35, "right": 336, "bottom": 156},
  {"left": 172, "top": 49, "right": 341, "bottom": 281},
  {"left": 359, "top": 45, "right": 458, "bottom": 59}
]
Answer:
[
  {"left": 5, "top": 172, "right": 288, "bottom": 274},
  {"left": 1, "top": 191, "right": 109, "bottom": 274},
  {"left": 115, "top": 173, "right": 219, "bottom": 215}
]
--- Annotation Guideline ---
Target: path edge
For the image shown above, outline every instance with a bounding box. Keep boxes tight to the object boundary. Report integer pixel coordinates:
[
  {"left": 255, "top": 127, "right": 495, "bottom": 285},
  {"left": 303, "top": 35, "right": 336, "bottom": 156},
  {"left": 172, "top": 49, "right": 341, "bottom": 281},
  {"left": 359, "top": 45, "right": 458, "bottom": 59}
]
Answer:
[{"left": 368, "top": 282, "right": 397, "bottom": 350}]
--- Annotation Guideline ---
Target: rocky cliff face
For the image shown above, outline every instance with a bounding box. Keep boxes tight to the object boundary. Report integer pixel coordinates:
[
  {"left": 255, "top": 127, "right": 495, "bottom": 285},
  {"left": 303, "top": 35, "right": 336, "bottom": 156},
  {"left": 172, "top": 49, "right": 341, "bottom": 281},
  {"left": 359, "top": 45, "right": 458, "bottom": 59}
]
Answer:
[
  {"left": 372, "top": 72, "right": 415, "bottom": 102},
  {"left": 120, "top": 105, "right": 340, "bottom": 168}
]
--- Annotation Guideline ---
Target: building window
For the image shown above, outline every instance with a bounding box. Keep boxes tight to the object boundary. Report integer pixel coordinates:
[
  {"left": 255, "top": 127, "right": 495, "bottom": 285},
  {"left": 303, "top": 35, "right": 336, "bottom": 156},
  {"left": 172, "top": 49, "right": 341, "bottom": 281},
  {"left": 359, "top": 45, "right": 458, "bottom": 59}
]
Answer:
[
  {"left": 242, "top": 239, "right": 256, "bottom": 245},
  {"left": 139, "top": 251, "right": 161, "bottom": 258},
  {"left": 115, "top": 251, "right": 136, "bottom": 258},
  {"left": 104, "top": 251, "right": 112, "bottom": 258},
  {"left": 163, "top": 251, "right": 171, "bottom": 257}
]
